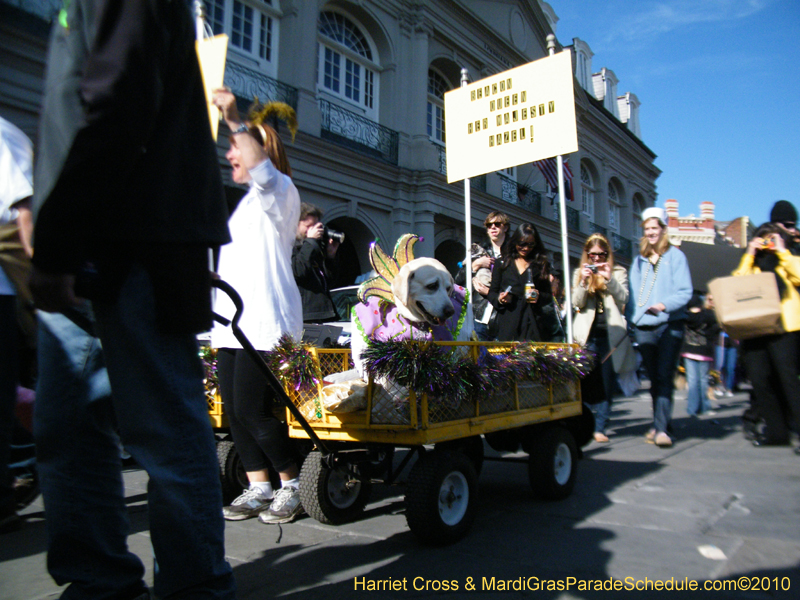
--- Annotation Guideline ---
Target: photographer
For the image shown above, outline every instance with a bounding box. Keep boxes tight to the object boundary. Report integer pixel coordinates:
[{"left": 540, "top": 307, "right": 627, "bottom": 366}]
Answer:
[
  {"left": 734, "top": 222, "right": 800, "bottom": 450},
  {"left": 292, "top": 202, "right": 341, "bottom": 323},
  {"left": 572, "top": 234, "right": 636, "bottom": 442}
]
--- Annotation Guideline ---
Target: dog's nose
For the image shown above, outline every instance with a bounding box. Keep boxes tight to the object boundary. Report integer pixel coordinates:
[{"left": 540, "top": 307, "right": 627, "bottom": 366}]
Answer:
[{"left": 443, "top": 304, "right": 455, "bottom": 318}]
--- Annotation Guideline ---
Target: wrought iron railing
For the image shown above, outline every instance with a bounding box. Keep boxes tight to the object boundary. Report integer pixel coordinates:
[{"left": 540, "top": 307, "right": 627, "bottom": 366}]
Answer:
[
  {"left": 498, "top": 173, "right": 518, "bottom": 205},
  {"left": 590, "top": 222, "right": 607, "bottom": 237},
  {"left": 437, "top": 145, "right": 447, "bottom": 176},
  {"left": 520, "top": 190, "right": 542, "bottom": 214},
  {"left": 566, "top": 206, "right": 581, "bottom": 231},
  {"left": 612, "top": 233, "right": 633, "bottom": 261},
  {"left": 319, "top": 99, "right": 399, "bottom": 165},
  {"left": 225, "top": 61, "right": 298, "bottom": 111}
]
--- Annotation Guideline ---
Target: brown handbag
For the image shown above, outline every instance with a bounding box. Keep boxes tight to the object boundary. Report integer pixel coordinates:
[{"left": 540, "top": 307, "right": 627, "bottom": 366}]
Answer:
[{"left": 708, "top": 272, "right": 784, "bottom": 340}]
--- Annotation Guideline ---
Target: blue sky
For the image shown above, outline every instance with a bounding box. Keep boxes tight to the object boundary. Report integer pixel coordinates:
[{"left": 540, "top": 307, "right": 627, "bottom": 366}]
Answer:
[{"left": 551, "top": 0, "right": 800, "bottom": 226}]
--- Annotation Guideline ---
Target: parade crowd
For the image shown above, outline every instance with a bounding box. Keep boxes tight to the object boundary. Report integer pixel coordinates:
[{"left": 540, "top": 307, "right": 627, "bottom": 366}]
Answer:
[{"left": 1, "top": 3, "right": 799, "bottom": 600}]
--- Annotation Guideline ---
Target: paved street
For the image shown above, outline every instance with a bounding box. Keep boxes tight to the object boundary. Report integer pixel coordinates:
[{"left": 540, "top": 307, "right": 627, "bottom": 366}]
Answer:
[{"left": 3, "top": 383, "right": 799, "bottom": 600}]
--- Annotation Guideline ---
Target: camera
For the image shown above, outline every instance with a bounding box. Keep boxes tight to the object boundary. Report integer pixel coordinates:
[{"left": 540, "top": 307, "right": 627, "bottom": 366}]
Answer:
[
  {"left": 587, "top": 264, "right": 599, "bottom": 273},
  {"left": 322, "top": 226, "right": 345, "bottom": 245}
]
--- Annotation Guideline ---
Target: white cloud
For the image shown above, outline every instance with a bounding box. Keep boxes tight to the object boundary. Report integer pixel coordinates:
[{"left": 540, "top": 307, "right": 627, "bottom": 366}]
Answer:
[{"left": 606, "top": 0, "right": 770, "bottom": 44}]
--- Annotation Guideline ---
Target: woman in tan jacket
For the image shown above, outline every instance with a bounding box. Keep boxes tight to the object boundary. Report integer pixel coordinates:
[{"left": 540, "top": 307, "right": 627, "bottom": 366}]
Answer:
[{"left": 572, "top": 234, "right": 636, "bottom": 442}]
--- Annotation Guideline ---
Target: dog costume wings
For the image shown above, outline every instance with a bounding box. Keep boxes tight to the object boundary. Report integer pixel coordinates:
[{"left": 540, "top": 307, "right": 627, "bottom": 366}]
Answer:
[{"left": 357, "top": 233, "right": 420, "bottom": 304}]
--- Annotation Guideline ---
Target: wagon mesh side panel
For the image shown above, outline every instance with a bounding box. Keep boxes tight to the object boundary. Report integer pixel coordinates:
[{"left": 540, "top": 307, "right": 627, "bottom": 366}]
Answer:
[
  {"left": 286, "top": 349, "right": 353, "bottom": 423},
  {"left": 370, "top": 379, "right": 412, "bottom": 424}
]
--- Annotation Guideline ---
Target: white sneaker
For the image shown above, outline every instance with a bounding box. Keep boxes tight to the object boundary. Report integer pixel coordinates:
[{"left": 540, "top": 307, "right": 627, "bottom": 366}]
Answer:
[
  {"left": 222, "top": 487, "right": 273, "bottom": 521},
  {"left": 724, "top": 391, "right": 734, "bottom": 398},
  {"left": 258, "top": 486, "right": 303, "bottom": 524}
]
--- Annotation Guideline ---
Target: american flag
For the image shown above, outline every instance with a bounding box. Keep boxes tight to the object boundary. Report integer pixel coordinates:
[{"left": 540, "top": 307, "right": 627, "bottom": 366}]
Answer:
[{"left": 535, "top": 158, "right": 573, "bottom": 202}]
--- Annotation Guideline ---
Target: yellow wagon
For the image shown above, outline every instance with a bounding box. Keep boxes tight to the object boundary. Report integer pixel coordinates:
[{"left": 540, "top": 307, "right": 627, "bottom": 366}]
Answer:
[{"left": 211, "top": 281, "right": 593, "bottom": 544}]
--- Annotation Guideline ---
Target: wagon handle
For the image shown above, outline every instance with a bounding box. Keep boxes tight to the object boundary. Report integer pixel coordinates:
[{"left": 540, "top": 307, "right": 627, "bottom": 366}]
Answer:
[{"left": 211, "top": 279, "right": 331, "bottom": 454}]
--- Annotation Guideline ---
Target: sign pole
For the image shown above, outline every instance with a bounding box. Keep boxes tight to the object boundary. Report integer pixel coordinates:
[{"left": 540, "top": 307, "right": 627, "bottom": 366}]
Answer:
[
  {"left": 548, "top": 35, "right": 573, "bottom": 343},
  {"left": 461, "top": 68, "right": 473, "bottom": 305}
]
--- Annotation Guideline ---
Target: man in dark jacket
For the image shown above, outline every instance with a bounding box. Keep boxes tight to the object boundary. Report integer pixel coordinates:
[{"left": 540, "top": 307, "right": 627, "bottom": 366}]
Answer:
[
  {"left": 292, "top": 202, "right": 340, "bottom": 323},
  {"left": 28, "top": 2, "right": 235, "bottom": 598}
]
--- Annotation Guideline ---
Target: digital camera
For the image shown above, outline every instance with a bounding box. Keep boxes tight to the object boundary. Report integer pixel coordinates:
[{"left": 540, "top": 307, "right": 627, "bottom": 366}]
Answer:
[{"left": 322, "top": 226, "right": 345, "bottom": 245}]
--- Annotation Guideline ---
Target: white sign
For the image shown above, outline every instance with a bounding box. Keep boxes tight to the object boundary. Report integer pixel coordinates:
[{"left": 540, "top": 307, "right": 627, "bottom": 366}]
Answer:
[{"left": 444, "top": 51, "right": 578, "bottom": 183}]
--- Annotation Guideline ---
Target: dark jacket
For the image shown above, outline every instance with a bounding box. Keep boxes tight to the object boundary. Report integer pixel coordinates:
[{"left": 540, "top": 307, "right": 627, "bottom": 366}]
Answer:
[
  {"left": 487, "top": 257, "right": 562, "bottom": 342},
  {"left": 455, "top": 240, "right": 500, "bottom": 322},
  {"left": 681, "top": 295, "right": 720, "bottom": 359},
  {"left": 292, "top": 238, "right": 339, "bottom": 322},
  {"left": 32, "top": 0, "right": 229, "bottom": 333}
]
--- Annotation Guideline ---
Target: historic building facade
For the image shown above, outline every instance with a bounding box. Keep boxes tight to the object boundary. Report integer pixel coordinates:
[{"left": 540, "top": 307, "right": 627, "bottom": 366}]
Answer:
[{"left": 1, "top": 0, "right": 659, "bottom": 284}]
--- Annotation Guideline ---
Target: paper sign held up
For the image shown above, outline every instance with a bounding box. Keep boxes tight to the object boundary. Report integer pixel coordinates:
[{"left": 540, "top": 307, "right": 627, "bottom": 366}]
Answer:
[
  {"left": 444, "top": 51, "right": 578, "bottom": 183},
  {"left": 195, "top": 34, "right": 228, "bottom": 141}
]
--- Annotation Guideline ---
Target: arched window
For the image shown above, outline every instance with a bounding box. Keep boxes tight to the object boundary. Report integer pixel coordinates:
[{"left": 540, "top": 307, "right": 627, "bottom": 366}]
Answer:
[
  {"left": 208, "top": 0, "right": 280, "bottom": 76},
  {"left": 607, "top": 181, "right": 620, "bottom": 232},
  {"left": 427, "top": 69, "right": 448, "bottom": 144},
  {"left": 580, "top": 163, "right": 595, "bottom": 220},
  {"left": 318, "top": 11, "right": 378, "bottom": 118}
]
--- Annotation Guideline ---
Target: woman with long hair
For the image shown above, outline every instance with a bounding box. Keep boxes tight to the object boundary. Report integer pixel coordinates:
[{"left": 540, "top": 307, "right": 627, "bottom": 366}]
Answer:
[
  {"left": 572, "top": 234, "right": 636, "bottom": 442},
  {"left": 628, "top": 208, "right": 692, "bottom": 447},
  {"left": 210, "top": 89, "right": 305, "bottom": 525},
  {"left": 487, "top": 223, "right": 563, "bottom": 342},
  {"left": 734, "top": 222, "right": 800, "bottom": 449}
]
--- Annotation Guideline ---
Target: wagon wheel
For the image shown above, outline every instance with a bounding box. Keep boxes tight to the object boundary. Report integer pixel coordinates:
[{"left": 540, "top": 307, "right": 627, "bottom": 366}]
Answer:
[
  {"left": 299, "top": 450, "right": 372, "bottom": 525},
  {"left": 405, "top": 451, "right": 478, "bottom": 545},
  {"left": 216, "top": 439, "right": 249, "bottom": 504},
  {"left": 435, "top": 436, "right": 484, "bottom": 476},
  {"left": 528, "top": 427, "right": 578, "bottom": 501}
]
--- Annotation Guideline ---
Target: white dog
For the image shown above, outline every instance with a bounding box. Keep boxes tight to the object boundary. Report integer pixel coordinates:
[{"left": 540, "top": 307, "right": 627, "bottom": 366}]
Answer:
[
  {"left": 391, "top": 258, "right": 457, "bottom": 326},
  {"left": 350, "top": 257, "right": 473, "bottom": 378}
]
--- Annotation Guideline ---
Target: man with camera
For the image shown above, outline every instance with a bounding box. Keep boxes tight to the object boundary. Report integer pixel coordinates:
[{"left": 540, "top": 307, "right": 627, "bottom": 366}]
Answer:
[{"left": 292, "top": 202, "right": 341, "bottom": 323}]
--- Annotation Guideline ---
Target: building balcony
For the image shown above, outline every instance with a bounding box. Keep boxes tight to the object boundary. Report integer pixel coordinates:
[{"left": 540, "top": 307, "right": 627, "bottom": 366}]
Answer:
[
  {"left": 498, "top": 174, "right": 542, "bottom": 215},
  {"left": 566, "top": 206, "right": 581, "bottom": 231},
  {"left": 589, "top": 222, "right": 607, "bottom": 236},
  {"left": 612, "top": 232, "right": 633, "bottom": 261},
  {"left": 319, "top": 99, "right": 399, "bottom": 165},
  {"left": 225, "top": 61, "right": 298, "bottom": 111}
]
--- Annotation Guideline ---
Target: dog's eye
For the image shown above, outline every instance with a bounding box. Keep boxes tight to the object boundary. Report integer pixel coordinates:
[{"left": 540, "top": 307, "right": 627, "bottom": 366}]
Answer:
[{"left": 426, "top": 281, "right": 439, "bottom": 291}]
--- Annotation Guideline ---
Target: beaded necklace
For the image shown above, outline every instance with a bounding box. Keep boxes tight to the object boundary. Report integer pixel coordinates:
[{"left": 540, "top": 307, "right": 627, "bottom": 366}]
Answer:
[{"left": 637, "top": 255, "right": 662, "bottom": 307}]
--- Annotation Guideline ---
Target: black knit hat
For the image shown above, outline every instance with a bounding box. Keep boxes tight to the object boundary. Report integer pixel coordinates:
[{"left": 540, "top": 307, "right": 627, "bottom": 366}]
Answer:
[{"left": 770, "top": 200, "right": 797, "bottom": 224}]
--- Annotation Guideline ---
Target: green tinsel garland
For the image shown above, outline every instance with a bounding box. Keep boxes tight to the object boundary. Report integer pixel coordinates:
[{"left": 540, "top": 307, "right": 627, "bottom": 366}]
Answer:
[
  {"left": 204, "top": 336, "right": 595, "bottom": 414},
  {"left": 362, "top": 339, "right": 594, "bottom": 409}
]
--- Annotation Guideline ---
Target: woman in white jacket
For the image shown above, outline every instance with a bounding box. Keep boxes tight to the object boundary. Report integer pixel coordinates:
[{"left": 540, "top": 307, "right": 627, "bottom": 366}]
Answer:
[
  {"left": 210, "top": 89, "right": 305, "bottom": 525},
  {"left": 572, "top": 234, "right": 636, "bottom": 442}
]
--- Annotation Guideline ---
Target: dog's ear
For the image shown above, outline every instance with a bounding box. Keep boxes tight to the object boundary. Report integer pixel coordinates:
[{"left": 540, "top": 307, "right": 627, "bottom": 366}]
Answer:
[{"left": 392, "top": 266, "right": 412, "bottom": 306}]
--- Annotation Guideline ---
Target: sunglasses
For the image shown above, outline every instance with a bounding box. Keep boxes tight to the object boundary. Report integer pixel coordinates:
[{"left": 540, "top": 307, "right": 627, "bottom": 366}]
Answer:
[
  {"left": 486, "top": 222, "right": 503, "bottom": 229},
  {"left": 781, "top": 222, "right": 796, "bottom": 229},
  {"left": 516, "top": 242, "right": 534, "bottom": 249},
  {"left": 588, "top": 252, "right": 608, "bottom": 259}
]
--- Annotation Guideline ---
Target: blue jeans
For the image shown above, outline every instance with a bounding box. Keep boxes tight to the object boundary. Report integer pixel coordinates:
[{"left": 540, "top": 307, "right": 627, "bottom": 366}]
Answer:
[
  {"left": 35, "top": 264, "right": 235, "bottom": 599},
  {"left": 635, "top": 321, "right": 685, "bottom": 434},
  {"left": 715, "top": 344, "right": 738, "bottom": 391},
  {"left": 684, "top": 358, "right": 712, "bottom": 415}
]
